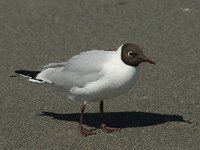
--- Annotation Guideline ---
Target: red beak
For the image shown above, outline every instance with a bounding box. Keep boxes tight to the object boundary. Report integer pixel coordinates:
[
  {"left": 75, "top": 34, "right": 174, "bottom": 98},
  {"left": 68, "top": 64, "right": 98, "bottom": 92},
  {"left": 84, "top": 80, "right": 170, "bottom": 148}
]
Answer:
[
  {"left": 141, "top": 55, "right": 156, "bottom": 64},
  {"left": 143, "top": 58, "right": 156, "bottom": 64}
]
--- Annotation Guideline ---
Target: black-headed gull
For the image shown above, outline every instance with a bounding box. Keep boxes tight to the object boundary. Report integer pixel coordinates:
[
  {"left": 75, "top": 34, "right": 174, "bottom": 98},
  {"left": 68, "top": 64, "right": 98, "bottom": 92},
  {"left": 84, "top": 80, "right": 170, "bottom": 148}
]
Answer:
[{"left": 15, "top": 43, "right": 156, "bottom": 136}]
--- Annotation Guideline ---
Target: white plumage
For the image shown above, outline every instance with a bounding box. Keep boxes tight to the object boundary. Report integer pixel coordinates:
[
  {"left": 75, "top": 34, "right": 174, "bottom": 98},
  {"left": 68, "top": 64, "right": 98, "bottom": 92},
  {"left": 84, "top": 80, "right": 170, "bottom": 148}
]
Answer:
[
  {"left": 35, "top": 45, "right": 140, "bottom": 103},
  {"left": 15, "top": 43, "right": 156, "bottom": 136}
]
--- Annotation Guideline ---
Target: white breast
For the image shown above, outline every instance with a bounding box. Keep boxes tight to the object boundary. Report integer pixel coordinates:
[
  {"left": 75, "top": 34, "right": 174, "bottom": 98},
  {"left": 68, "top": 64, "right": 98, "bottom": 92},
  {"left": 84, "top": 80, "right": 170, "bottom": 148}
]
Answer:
[
  {"left": 68, "top": 49, "right": 140, "bottom": 103},
  {"left": 98, "top": 53, "right": 140, "bottom": 99}
]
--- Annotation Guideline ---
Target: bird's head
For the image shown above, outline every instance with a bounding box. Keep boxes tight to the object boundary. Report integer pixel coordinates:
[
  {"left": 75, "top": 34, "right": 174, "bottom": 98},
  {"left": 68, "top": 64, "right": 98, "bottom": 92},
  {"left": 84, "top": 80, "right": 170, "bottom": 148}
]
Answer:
[{"left": 121, "top": 43, "right": 156, "bottom": 67}]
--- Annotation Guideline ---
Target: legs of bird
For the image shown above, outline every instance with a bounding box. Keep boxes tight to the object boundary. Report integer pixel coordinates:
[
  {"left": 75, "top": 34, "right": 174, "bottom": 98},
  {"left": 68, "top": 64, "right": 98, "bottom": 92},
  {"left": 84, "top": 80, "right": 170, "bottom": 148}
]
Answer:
[
  {"left": 100, "top": 100, "right": 121, "bottom": 133},
  {"left": 79, "top": 103, "right": 95, "bottom": 136}
]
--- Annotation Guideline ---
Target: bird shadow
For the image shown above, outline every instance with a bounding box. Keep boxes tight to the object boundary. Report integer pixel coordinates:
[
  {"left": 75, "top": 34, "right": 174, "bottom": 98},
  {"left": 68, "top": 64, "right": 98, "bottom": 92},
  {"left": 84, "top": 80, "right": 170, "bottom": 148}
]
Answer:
[{"left": 39, "top": 111, "right": 191, "bottom": 128}]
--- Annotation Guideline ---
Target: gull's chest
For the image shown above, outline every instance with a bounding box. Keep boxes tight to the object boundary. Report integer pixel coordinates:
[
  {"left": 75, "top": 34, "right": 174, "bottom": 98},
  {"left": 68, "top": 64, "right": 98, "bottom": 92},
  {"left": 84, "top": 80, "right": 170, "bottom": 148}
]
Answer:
[
  {"left": 103, "top": 62, "right": 140, "bottom": 92},
  {"left": 67, "top": 57, "right": 140, "bottom": 102}
]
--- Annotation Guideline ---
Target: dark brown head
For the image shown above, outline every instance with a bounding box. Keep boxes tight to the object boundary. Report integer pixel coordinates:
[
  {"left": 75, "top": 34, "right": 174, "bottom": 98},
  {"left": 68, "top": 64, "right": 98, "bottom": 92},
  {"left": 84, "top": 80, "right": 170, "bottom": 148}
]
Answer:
[{"left": 121, "top": 43, "right": 156, "bottom": 67}]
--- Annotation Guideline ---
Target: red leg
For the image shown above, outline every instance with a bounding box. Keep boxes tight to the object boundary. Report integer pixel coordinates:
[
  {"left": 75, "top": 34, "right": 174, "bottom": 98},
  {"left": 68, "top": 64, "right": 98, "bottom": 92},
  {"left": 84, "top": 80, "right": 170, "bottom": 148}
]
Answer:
[
  {"left": 79, "top": 103, "right": 95, "bottom": 136},
  {"left": 100, "top": 101, "right": 121, "bottom": 133}
]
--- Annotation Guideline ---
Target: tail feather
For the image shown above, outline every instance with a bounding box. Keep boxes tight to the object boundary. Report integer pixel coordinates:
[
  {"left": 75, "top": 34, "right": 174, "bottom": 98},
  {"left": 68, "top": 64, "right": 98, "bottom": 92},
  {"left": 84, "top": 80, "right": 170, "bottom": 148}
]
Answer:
[{"left": 15, "top": 70, "right": 53, "bottom": 84}]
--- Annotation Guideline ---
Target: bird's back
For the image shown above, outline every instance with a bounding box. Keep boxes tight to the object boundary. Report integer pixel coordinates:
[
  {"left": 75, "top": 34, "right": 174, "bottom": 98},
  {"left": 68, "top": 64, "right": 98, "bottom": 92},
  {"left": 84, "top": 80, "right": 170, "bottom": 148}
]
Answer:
[{"left": 37, "top": 50, "right": 115, "bottom": 89}]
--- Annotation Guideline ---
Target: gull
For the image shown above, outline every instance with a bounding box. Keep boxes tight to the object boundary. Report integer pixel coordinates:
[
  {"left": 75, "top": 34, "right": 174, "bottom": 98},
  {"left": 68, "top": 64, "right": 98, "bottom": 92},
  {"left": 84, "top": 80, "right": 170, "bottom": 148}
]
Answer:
[{"left": 15, "top": 43, "right": 156, "bottom": 136}]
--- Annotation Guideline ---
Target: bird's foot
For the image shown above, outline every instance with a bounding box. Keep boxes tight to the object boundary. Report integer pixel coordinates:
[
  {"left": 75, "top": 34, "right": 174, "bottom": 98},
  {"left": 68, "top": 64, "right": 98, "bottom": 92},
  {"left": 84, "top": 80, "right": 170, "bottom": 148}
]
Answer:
[
  {"left": 80, "top": 126, "right": 96, "bottom": 136},
  {"left": 101, "top": 124, "right": 121, "bottom": 133}
]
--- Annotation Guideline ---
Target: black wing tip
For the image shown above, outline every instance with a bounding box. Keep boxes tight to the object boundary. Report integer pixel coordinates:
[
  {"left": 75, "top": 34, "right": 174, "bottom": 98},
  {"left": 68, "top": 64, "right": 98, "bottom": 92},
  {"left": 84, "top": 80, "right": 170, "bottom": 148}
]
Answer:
[
  {"left": 15, "top": 69, "right": 40, "bottom": 73},
  {"left": 10, "top": 75, "right": 16, "bottom": 77},
  {"left": 14, "top": 70, "right": 40, "bottom": 79},
  {"left": 15, "top": 70, "right": 23, "bottom": 74}
]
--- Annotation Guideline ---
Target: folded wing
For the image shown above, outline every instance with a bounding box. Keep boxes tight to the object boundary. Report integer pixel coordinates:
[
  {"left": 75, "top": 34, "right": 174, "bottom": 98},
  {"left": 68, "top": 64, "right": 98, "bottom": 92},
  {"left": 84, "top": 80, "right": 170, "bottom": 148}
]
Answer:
[{"left": 36, "top": 50, "right": 115, "bottom": 90}]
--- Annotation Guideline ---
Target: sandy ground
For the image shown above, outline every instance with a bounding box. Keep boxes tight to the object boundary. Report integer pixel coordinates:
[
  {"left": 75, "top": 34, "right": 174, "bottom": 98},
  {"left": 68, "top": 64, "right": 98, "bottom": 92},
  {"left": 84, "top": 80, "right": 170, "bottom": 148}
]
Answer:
[{"left": 0, "top": 0, "right": 200, "bottom": 149}]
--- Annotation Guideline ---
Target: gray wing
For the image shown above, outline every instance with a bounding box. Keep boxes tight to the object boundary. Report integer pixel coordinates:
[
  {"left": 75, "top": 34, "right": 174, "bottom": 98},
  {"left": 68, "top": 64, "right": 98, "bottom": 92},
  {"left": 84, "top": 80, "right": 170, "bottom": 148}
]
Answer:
[{"left": 38, "top": 50, "right": 115, "bottom": 89}]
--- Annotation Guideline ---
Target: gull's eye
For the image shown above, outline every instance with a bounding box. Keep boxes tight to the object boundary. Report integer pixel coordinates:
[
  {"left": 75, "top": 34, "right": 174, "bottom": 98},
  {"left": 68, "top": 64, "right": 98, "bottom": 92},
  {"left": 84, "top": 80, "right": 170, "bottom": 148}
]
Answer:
[{"left": 128, "top": 51, "right": 134, "bottom": 57}]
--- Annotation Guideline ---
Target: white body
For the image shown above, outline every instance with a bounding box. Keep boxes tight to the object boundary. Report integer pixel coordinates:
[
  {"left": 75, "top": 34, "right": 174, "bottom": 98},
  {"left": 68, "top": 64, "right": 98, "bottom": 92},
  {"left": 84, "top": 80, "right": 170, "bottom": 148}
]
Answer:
[{"left": 35, "top": 46, "right": 140, "bottom": 103}]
